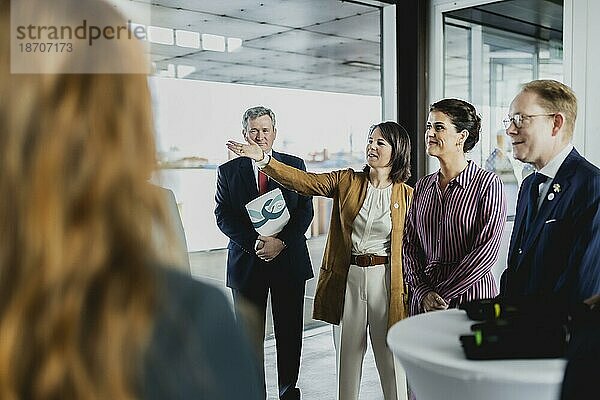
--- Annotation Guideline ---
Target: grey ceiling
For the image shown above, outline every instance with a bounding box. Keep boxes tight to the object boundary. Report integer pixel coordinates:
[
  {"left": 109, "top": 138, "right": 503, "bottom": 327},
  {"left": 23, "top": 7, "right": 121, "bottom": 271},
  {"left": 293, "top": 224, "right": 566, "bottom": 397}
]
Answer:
[
  {"left": 141, "top": 0, "right": 563, "bottom": 97},
  {"left": 446, "top": 0, "right": 563, "bottom": 42},
  {"left": 145, "top": 0, "right": 383, "bottom": 96}
]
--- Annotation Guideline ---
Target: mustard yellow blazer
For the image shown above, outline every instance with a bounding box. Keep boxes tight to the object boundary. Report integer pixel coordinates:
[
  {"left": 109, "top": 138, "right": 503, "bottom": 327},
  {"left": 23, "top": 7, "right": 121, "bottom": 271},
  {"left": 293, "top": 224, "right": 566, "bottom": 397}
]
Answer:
[{"left": 262, "top": 157, "right": 413, "bottom": 327}]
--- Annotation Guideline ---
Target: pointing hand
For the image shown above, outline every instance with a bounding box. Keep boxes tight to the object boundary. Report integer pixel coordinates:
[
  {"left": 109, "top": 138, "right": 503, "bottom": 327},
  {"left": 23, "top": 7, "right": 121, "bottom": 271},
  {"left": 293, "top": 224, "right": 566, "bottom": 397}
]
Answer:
[{"left": 226, "top": 136, "right": 264, "bottom": 161}]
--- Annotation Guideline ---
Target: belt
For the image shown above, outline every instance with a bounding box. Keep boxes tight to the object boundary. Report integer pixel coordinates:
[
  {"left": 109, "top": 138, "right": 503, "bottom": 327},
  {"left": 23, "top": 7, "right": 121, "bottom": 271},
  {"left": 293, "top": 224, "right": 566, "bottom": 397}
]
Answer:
[{"left": 350, "top": 254, "right": 389, "bottom": 267}]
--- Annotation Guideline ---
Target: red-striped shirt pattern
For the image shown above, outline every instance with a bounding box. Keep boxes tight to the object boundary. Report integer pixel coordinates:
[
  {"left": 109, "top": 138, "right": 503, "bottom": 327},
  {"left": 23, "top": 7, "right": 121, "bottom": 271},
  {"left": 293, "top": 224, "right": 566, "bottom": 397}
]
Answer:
[{"left": 403, "top": 161, "right": 507, "bottom": 315}]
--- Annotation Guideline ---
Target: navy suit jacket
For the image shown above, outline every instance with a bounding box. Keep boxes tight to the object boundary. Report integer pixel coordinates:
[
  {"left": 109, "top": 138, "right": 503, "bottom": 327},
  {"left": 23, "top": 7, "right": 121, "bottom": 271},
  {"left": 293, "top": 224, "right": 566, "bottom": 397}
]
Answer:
[
  {"left": 501, "top": 149, "right": 600, "bottom": 302},
  {"left": 143, "top": 267, "right": 262, "bottom": 399},
  {"left": 215, "top": 151, "right": 314, "bottom": 291}
]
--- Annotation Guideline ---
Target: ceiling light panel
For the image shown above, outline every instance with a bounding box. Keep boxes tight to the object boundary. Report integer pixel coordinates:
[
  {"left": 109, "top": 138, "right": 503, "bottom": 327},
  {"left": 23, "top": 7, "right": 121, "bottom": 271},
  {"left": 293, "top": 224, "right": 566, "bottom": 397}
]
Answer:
[
  {"left": 147, "top": 26, "right": 174, "bottom": 45},
  {"left": 176, "top": 29, "right": 200, "bottom": 48},
  {"left": 146, "top": 0, "right": 383, "bottom": 96},
  {"left": 227, "top": 37, "right": 243, "bottom": 52},
  {"left": 177, "top": 64, "right": 196, "bottom": 78},
  {"left": 201, "top": 34, "right": 226, "bottom": 52}
]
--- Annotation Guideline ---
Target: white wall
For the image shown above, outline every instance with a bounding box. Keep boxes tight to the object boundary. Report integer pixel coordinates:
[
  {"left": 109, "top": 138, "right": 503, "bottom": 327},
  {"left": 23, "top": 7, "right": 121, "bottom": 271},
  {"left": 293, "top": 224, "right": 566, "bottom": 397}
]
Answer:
[{"left": 565, "top": 0, "right": 600, "bottom": 168}]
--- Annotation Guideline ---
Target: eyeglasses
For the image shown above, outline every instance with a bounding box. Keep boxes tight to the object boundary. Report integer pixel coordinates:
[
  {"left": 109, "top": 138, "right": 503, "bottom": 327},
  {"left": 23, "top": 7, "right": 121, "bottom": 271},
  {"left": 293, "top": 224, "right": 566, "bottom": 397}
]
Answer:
[{"left": 502, "top": 113, "right": 556, "bottom": 129}]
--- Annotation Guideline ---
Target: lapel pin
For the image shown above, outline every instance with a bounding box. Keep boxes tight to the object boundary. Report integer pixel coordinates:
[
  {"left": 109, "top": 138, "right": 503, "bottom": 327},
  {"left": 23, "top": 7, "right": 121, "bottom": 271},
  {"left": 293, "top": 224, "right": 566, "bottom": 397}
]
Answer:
[
  {"left": 547, "top": 193, "right": 555, "bottom": 201},
  {"left": 553, "top": 183, "right": 561, "bottom": 193},
  {"left": 394, "top": 202, "right": 399, "bottom": 209}
]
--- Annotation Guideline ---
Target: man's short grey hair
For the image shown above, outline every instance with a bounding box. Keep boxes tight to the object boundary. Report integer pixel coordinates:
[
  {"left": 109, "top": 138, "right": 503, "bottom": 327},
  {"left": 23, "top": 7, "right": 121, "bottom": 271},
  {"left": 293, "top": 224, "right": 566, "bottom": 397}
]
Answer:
[{"left": 242, "top": 106, "right": 276, "bottom": 132}]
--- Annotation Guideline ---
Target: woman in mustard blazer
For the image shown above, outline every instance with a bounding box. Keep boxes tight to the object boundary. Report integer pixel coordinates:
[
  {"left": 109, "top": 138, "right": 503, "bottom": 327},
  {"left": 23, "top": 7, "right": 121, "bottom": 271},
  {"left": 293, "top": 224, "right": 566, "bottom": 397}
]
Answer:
[{"left": 227, "top": 122, "right": 412, "bottom": 400}]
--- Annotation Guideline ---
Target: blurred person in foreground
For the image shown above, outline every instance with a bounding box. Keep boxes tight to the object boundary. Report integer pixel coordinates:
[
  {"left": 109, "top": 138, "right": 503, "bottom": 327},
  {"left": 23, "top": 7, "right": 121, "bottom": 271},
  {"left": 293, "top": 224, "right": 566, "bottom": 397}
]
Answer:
[
  {"left": 0, "top": 0, "right": 260, "bottom": 399},
  {"left": 500, "top": 80, "right": 600, "bottom": 303},
  {"left": 227, "top": 122, "right": 413, "bottom": 400},
  {"left": 403, "top": 98, "right": 507, "bottom": 316}
]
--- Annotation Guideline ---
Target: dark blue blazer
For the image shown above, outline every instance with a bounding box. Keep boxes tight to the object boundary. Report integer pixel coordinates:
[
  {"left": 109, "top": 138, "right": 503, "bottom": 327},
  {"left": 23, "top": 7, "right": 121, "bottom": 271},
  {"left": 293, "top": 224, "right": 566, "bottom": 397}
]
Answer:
[
  {"left": 215, "top": 151, "right": 314, "bottom": 291},
  {"left": 501, "top": 149, "right": 600, "bottom": 302},
  {"left": 143, "top": 268, "right": 262, "bottom": 400}
]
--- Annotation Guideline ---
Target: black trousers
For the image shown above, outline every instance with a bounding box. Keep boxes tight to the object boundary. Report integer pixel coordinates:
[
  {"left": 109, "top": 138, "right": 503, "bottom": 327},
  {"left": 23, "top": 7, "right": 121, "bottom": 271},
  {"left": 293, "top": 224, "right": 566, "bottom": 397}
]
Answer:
[
  {"left": 560, "top": 323, "right": 600, "bottom": 399},
  {"left": 233, "top": 277, "right": 305, "bottom": 400}
]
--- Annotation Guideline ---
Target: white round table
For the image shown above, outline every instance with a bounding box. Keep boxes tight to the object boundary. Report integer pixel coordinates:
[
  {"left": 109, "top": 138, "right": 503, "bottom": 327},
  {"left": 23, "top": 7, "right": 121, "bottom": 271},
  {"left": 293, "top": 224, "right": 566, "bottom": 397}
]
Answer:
[{"left": 387, "top": 309, "right": 567, "bottom": 400}]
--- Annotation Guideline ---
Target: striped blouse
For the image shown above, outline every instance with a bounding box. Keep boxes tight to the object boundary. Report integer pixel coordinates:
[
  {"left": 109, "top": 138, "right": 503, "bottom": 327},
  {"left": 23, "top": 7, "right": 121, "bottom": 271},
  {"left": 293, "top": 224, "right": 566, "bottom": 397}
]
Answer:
[{"left": 403, "top": 161, "right": 507, "bottom": 315}]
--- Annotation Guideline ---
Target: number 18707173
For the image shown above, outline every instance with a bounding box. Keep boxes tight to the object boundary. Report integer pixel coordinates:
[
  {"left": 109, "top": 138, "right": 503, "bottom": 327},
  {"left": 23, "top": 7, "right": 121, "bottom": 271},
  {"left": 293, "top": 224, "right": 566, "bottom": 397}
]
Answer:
[{"left": 18, "top": 42, "right": 72, "bottom": 52}]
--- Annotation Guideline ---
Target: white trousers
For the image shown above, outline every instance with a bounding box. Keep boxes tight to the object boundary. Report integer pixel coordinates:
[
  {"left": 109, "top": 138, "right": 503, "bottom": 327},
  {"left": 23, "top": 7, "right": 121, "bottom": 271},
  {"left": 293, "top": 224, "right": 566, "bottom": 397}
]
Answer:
[{"left": 333, "top": 264, "right": 406, "bottom": 400}]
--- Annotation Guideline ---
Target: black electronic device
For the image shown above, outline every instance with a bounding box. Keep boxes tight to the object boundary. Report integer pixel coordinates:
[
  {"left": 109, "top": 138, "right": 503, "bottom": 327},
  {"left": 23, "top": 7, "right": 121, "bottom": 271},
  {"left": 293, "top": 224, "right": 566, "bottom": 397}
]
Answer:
[{"left": 459, "top": 296, "right": 595, "bottom": 360}]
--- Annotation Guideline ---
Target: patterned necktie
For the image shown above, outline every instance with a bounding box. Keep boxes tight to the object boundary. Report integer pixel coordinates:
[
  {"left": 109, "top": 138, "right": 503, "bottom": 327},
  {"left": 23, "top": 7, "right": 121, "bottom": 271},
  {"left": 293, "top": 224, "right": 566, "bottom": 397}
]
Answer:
[
  {"left": 525, "top": 172, "right": 548, "bottom": 233},
  {"left": 258, "top": 170, "right": 268, "bottom": 195}
]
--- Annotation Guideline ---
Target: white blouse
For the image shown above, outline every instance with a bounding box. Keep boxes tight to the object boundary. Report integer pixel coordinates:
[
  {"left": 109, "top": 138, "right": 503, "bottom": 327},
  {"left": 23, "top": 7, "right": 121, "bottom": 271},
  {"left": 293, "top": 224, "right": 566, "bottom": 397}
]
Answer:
[{"left": 351, "top": 182, "right": 392, "bottom": 257}]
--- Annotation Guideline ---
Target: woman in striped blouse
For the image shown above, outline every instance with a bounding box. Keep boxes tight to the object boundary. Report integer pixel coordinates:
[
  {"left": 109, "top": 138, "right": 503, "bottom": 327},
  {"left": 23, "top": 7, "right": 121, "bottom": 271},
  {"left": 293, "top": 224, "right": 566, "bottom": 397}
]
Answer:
[{"left": 403, "top": 98, "right": 507, "bottom": 315}]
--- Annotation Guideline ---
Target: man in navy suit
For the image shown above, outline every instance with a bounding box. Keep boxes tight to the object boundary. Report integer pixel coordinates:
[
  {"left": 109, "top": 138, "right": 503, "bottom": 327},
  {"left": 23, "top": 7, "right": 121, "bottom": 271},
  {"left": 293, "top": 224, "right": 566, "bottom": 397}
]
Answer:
[
  {"left": 215, "top": 106, "right": 313, "bottom": 400},
  {"left": 500, "top": 80, "right": 600, "bottom": 303}
]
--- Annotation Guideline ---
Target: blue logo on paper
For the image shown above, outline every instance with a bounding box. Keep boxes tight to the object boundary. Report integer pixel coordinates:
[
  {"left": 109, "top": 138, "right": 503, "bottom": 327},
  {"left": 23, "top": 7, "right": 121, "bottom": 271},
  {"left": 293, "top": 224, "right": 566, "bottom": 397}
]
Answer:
[{"left": 248, "top": 193, "right": 286, "bottom": 228}]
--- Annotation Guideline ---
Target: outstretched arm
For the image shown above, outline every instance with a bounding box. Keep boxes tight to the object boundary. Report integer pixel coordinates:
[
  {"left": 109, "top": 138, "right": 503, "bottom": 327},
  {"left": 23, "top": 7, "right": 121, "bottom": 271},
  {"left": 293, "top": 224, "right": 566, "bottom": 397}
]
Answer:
[
  {"left": 226, "top": 138, "right": 342, "bottom": 198},
  {"left": 276, "top": 158, "right": 314, "bottom": 247}
]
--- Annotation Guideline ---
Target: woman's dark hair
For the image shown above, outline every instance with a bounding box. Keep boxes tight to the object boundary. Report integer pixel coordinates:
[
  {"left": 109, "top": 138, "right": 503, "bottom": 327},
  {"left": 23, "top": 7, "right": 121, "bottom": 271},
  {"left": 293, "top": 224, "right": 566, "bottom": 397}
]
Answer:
[
  {"left": 363, "top": 121, "right": 411, "bottom": 183},
  {"left": 429, "top": 98, "right": 481, "bottom": 152}
]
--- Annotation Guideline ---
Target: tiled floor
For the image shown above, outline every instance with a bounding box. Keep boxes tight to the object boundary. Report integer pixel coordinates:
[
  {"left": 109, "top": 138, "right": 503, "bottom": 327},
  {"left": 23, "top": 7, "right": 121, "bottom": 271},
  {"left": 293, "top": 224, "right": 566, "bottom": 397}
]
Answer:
[{"left": 264, "top": 325, "right": 384, "bottom": 400}]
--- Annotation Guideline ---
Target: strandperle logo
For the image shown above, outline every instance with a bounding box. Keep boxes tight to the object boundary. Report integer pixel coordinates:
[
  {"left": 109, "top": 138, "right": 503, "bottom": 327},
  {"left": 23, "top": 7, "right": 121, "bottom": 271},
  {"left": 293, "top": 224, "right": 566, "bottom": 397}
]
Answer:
[
  {"left": 15, "top": 19, "right": 146, "bottom": 46},
  {"left": 10, "top": 0, "right": 151, "bottom": 74}
]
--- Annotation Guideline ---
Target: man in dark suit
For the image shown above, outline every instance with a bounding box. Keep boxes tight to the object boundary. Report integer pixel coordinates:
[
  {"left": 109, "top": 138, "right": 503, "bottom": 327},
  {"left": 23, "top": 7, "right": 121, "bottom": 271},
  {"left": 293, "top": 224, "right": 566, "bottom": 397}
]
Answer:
[
  {"left": 215, "top": 106, "right": 313, "bottom": 400},
  {"left": 500, "top": 80, "right": 600, "bottom": 303}
]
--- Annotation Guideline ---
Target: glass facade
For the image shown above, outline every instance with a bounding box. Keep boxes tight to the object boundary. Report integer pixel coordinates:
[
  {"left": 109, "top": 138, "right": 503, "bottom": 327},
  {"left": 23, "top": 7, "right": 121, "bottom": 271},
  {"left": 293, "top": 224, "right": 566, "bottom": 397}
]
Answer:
[
  {"left": 441, "top": 0, "right": 563, "bottom": 216},
  {"left": 147, "top": 1, "right": 385, "bottom": 251}
]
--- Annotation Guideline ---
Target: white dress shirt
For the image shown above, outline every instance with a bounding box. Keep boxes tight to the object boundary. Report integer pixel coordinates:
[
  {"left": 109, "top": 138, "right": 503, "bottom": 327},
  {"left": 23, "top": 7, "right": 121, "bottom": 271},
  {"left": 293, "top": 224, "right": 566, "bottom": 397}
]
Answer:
[
  {"left": 536, "top": 143, "right": 573, "bottom": 210},
  {"left": 253, "top": 149, "right": 273, "bottom": 192}
]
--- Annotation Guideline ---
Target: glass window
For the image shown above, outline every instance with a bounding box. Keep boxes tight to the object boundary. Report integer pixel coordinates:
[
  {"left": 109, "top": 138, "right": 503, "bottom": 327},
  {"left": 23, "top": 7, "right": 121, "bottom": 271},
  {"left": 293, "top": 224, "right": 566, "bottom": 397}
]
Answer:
[
  {"left": 442, "top": 0, "right": 563, "bottom": 216},
  {"left": 147, "top": 1, "right": 385, "bottom": 251}
]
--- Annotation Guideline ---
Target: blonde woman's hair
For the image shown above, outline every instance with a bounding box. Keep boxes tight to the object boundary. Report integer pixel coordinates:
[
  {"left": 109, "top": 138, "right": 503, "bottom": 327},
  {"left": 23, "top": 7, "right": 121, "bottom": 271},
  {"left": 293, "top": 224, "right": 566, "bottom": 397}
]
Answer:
[{"left": 0, "top": 1, "right": 170, "bottom": 398}]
